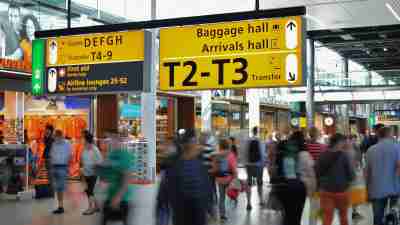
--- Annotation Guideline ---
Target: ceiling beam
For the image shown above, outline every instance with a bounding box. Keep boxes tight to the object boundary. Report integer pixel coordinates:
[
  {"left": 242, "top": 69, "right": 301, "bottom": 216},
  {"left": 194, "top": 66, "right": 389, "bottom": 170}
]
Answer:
[
  {"left": 308, "top": 24, "right": 400, "bottom": 39},
  {"left": 351, "top": 57, "right": 400, "bottom": 63},
  {"left": 317, "top": 38, "right": 400, "bottom": 48}
]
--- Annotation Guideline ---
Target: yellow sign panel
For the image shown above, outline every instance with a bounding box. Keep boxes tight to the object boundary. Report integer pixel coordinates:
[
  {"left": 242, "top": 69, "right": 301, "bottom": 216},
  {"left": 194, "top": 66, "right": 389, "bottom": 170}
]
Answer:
[
  {"left": 46, "top": 31, "right": 144, "bottom": 66},
  {"left": 160, "top": 16, "right": 305, "bottom": 91}
]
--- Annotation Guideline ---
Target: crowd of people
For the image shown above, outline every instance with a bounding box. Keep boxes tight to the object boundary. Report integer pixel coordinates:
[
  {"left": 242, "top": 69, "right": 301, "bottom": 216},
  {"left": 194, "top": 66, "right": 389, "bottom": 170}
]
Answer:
[
  {"left": 27, "top": 122, "right": 400, "bottom": 225},
  {"left": 40, "top": 126, "right": 135, "bottom": 225},
  {"left": 156, "top": 124, "right": 400, "bottom": 225}
]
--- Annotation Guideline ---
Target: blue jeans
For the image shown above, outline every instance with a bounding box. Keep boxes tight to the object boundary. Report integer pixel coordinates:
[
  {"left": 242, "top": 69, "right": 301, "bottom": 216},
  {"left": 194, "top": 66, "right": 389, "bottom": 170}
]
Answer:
[{"left": 372, "top": 196, "right": 398, "bottom": 225}]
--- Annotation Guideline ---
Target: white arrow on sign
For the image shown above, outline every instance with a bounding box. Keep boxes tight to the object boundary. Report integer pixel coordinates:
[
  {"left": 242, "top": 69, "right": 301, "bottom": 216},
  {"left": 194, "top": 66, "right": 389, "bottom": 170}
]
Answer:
[
  {"left": 49, "top": 40, "right": 58, "bottom": 65},
  {"left": 286, "top": 54, "right": 298, "bottom": 84},
  {"left": 285, "top": 20, "right": 298, "bottom": 50}
]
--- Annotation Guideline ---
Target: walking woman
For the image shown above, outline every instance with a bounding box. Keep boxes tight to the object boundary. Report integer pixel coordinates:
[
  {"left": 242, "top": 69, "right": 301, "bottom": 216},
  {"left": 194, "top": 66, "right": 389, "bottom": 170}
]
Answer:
[
  {"left": 315, "top": 133, "right": 355, "bottom": 225},
  {"left": 80, "top": 130, "right": 103, "bottom": 215},
  {"left": 275, "top": 131, "right": 315, "bottom": 225}
]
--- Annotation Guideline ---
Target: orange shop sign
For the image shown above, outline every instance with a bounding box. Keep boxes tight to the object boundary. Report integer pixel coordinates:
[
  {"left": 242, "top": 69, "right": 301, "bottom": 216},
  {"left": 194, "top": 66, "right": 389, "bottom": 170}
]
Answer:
[{"left": 0, "top": 58, "right": 31, "bottom": 73}]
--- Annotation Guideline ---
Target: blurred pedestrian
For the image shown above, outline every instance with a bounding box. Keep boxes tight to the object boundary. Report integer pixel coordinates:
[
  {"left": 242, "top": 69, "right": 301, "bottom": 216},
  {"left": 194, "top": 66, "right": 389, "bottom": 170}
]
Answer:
[
  {"left": 315, "top": 133, "right": 355, "bottom": 225},
  {"left": 360, "top": 124, "right": 384, "bottom": 154},
  {"left": 156, "top": 137, "right": 179, "bottom": 225},
  {"left": 165, "top": 129, "right": 212, "bottom": 225},
  {"left": 43, "top": 125, "right": 55, "bottom": 196},
  {"left": 245, "top": 126, "right": 266, "bottom": 210},
  {"left": 50, "top": 130, "right": 72, "bottom": 214},
  {"left": 199, "top": 132, "right": 217, "bottom": 220},
  {"left": 347, "top": 134, "right": 365, "bottom": 220},
  {"left": 274, "top": 131, "right": 311, "bottom": 225},
  {"left": 229, "top": 137, "right": 238, "bottom": 157},
  {"left": 211, "top": 138, "right": 238, "bottom": 222},
  {"left": 306, "top": 127, "right": 327, "bottom": 162},
  {"left": 80, "top": 130, "right": 103, "bottom": 215},
  {"left": 97, "top": 129, "right": 135, "bottom": 225},
  {"left": 366, "top": 127, "right": 400, "bottom": 225}
]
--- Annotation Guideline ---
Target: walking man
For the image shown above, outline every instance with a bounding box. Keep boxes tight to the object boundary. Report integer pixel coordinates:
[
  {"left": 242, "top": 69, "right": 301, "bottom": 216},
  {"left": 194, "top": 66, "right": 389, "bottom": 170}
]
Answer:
[
  {"left": 50, "top": 130, "right": 72, "bottom": 214},
  {"left": 245, "top": 126, "right": 266, "bottom": 210},
  {"left": 366, "top": 127, "right": 400, "bottom": 225}
]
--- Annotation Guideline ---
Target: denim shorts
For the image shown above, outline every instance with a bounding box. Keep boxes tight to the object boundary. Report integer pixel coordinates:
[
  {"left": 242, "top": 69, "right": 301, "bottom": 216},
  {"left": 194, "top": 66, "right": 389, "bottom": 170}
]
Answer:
[{"left": 52, "top": 166, "right": 68, "bottom": 192}]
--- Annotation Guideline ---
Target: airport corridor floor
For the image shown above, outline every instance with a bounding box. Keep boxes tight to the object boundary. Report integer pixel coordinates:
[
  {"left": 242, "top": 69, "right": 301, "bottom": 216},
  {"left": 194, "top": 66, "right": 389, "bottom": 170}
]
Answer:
[{"left": 0, "top": 181, "right": 372, "bottom": 225}]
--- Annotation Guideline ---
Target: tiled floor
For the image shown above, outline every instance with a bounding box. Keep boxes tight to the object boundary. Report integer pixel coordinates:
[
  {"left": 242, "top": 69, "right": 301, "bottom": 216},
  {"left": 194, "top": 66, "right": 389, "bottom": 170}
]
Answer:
[{"left": 0, "top": 170, "right": 372, "bottom": 225}]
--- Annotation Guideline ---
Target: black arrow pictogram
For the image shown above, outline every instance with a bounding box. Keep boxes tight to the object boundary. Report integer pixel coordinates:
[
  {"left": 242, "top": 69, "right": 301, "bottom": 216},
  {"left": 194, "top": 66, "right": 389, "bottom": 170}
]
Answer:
[
  {"left": 287, "top": 21, "right": 296, "bottom": 31},
  {"left": 288, "top": 72, "right": 296, "bottom": 81},
  {"left": 50, "top": 41, "right": 57, "bottom": 48}
]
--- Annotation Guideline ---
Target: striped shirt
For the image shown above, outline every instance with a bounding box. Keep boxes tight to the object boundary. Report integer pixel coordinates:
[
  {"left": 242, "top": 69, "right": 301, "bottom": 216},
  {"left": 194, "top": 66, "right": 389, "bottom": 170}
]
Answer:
[{"left": 306, "top": 142, "right": 327, "bottom": 161}]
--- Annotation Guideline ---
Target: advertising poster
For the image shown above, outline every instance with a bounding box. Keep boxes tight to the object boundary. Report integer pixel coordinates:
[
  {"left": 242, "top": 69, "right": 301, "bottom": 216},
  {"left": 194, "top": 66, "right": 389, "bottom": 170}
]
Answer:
[{"left": 0, "top": 2, "right": 41, "bottom": 73}]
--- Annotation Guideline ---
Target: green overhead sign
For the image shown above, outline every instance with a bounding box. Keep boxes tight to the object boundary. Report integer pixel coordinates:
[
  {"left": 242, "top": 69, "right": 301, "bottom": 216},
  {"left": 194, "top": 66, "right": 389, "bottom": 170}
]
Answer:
[{"left": 32, "top": 39, "right": 46, "bottom": 96}]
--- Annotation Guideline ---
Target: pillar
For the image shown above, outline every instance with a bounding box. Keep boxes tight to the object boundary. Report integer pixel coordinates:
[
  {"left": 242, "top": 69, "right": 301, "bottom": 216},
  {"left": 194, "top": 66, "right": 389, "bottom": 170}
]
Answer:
[
  {"left": 306, "top": 39, "right": 315, "bottom": 128},
  {"left": 134, "top": 4, "right": 157, "bottom": 224},
  {"left": 343, "top": 57, "right": 350, "bottom": 135},
  {"left": 246, "top": 89, "right": 260, "bottom": 136},
  {"left": 177, "top": 97, "right": 195, "bottom": 130},
  {"left": 201, "top": 91, "right": 212, "bottom": 132},
  {"left": 96, "top": 95, "right": 118, "bottom": 138}
]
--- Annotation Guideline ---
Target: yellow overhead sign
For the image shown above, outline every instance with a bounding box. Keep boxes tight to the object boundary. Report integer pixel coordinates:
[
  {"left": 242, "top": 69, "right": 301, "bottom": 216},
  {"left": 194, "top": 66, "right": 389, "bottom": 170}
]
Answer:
[
  {"left": 159, "top": 16, "right": 305, "bottom": 91},
  {"left": 46, "top": 31, "right": 144, "bottom": 66}
]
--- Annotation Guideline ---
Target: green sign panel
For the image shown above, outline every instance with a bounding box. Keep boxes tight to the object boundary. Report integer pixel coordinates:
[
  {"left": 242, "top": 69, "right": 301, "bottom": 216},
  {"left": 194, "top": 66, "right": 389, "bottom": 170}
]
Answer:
[{"left": 32, "top": 39, "right": 46, "bottom": 96}]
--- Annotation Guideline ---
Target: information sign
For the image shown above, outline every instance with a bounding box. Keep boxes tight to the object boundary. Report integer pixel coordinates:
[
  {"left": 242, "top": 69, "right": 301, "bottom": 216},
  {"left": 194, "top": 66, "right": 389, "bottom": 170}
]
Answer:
[
  {"left": 160, "top": 16, "right": 305, "bottom": 91},
  {"left": 32, "top": 30, "right": 145, "bottom": 95}
]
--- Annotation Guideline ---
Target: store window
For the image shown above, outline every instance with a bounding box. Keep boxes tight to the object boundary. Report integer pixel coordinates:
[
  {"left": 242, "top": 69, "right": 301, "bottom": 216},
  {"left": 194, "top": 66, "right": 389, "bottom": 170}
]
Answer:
[
  {"left": 260, "top": 108, "right": 275, "bottom": 140},
  {"left": 212, "top": 102, "right": 229, "bottom": 136}
]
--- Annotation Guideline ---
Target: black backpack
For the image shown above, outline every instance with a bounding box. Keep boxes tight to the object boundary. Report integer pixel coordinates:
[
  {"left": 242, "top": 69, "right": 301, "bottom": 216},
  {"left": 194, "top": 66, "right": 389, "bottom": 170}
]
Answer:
[{"left": 248, "top": 139, "right": 261, "bottom": 163}]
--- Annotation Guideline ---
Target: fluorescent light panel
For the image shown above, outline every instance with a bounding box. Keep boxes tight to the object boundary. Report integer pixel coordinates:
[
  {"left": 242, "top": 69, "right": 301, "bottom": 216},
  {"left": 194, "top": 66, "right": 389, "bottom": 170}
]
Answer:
[
  {"left": 386, "top": 3, "right": 400, "bottom": 22},
  {"left": 340, "top": 34, "right": 355, "bottom": 40}
]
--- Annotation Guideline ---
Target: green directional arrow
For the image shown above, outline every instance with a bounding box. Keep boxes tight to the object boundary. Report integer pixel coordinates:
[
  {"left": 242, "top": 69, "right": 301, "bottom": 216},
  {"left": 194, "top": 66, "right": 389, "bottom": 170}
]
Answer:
[
  {"left": 32, "top": 39, "right": 45, "bottom": 96},
  {"left": 33, "top": 84, "right": 41, "bottom": 90}
]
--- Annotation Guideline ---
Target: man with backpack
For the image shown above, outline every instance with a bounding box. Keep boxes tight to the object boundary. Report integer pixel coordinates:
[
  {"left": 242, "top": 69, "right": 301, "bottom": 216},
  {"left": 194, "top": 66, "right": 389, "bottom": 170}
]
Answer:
[{"left": 245, "top": 126, "right": 266, "bottom": 210}]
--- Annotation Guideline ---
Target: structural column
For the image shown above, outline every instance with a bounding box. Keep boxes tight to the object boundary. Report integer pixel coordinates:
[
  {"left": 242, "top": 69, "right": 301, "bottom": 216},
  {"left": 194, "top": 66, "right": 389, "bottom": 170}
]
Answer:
[
  {"left": 201, "top": 91, "right": 212, "bottom": 132},
  {"left": 135, "top": 1, "right": 157, "bottom": 224},
  {"left": 342, "top": 57, "right": 350, "bottom": 135},
  {"left": 246, "top": 89, "right": 260, "bottom": 136},
  {"left": 306, "top": 39, "right": 315, "bottom": 128}
]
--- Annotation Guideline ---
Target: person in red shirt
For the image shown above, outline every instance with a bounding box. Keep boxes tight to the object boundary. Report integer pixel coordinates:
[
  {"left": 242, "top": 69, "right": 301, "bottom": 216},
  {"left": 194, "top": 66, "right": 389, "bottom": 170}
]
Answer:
[
  {"left": 210, "top": 138, "right": 238, "bottom": 222},
  {"left": 307, "top": 127, "right": 327, "bottom": 162}
]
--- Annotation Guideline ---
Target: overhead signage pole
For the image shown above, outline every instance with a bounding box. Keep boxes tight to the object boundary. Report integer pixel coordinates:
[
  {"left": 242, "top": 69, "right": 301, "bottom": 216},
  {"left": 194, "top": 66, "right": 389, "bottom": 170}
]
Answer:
[{"left": 159, "top": 16, "right": 306, "bottom": 91}]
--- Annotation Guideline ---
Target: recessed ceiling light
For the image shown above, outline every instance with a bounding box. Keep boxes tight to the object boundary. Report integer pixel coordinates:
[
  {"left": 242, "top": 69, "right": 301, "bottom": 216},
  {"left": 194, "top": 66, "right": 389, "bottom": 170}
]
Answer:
[
  {"left": 386, "top": 3, "right": 400, "bottom": 22},
  {"left": 340, "top": 34, "right": 355, "bottom": 40},
  {"left": 384, "top": 47, "right": 389, "bottom": 52}
]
